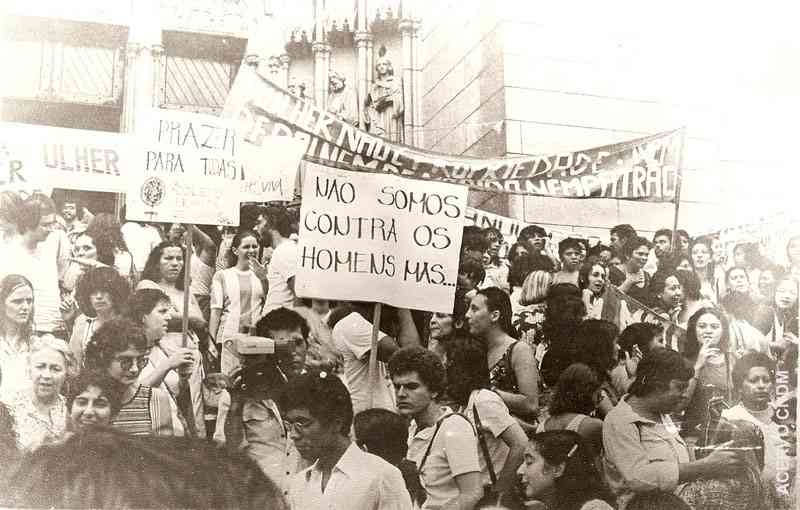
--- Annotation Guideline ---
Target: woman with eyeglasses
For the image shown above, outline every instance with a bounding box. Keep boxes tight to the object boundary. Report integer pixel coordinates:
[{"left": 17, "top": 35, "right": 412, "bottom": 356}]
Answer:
[{"left": 84, "top": 317, "right": 176, "bottom": 436}]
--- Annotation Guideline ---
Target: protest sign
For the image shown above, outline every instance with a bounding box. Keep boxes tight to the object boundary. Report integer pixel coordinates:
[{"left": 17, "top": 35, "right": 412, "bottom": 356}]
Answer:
[
  {"left": 295, "top": 164, "right": 468, "bottom": 313},
  {"left": 125, "top": 110, "right": 241, "bottom": 226},
  {"left": 225, "top": 67, "right": 684, "bottom": 201},
  {"left": 0, "top": 122, "right": 131, "bottom": 194}
]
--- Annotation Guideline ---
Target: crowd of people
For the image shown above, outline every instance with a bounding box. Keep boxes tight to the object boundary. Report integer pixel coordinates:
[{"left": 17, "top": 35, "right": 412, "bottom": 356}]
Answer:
[{"left": 0, "top": 188, "right": 796, "bottom": 510}]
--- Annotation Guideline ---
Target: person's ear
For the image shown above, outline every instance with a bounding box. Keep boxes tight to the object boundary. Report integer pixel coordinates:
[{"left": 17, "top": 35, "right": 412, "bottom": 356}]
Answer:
[
  {"left": 490, "top": 309, "right": 500, "bottom": 323},
  {"left": 454, "top": 318, "right": 464, "bottom": 330}
]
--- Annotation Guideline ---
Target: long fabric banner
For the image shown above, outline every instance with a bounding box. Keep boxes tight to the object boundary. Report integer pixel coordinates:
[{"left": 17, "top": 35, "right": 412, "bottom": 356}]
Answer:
[{"left": 224, "top": 68, "right": 684, "bottom": 201}]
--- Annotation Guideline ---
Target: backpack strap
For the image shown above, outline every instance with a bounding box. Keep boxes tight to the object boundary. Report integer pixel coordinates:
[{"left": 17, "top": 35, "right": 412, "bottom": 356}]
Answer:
[
  {"left": 417, "top": 412, "right": 474, "bottom": 473},
  {"left": 472, "top": 402, "right": 498, "bottom": 488}
]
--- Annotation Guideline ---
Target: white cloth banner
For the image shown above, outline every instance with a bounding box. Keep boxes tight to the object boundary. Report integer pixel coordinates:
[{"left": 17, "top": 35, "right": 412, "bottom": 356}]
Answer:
[{"left": 296, "top": 164, "right": 468, "bottom": 313}]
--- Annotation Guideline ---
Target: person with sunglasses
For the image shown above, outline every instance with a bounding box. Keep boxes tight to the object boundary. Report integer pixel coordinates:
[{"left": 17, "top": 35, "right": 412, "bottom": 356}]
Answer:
[{"left": 84, "top": 317, "right": 176, "bottom": 436}]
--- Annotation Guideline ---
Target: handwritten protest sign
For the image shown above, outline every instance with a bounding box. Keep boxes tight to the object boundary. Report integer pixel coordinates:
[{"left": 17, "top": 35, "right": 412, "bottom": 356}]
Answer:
[
  {"left": 0, "top": 122, "right": 131, "bottom": 194},
  {"left": 296, "top": 164, "right": 468, "bottom": 313},
  {"left": 225, "top": 67, "right": 684, "bottom": 201},
  {"left": 125, "top": 110, "right": 240, "bottom": 226}
]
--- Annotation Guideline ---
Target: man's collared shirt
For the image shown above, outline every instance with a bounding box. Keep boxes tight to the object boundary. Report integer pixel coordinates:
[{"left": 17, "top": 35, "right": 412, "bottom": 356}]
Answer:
[
  {"left": 289, "top": 442, "right": 412, "bottom": 510},
  {"left": 241, "top": 398, "right": 303, "bottom": 497},
  {"left": 602, "top": 398, "right": 691, "bottom": 505}
]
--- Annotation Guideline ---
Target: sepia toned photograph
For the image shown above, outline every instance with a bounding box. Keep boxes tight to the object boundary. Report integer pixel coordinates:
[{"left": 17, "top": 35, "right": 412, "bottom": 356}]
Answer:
[{"left": 0, "top": 0, "right": 797, "bottom": 508}]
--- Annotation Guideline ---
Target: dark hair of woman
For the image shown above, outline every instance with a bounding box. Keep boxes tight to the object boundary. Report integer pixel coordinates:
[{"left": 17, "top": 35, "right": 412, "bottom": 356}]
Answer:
[
  {"left": 530, "top": 430, "right": 614, "bottom": 510},
  {"left": 75, "top": 231, "right": 116, "bottom": 267},
  {"left": 86, "top": 213, "right": 130, "bottom": 253},
  {"left": 444, "top": 334, "right": 491, "bottom": 407},
  {"left": 570, "top": 319, "right": 619, "bottom": 377},
  {"left": 577, "top": 261, "right": 606, "bottom": 291},
  {"left": 225, "top": 229, "right": 262, "bottom": 269},
  {"left": 141, "top": 241, "right": 187, "bottom": 290},
  {"left": 65, "top": 369, "right": 125, "bottom": 417},
  {"left": 474, "top": 286, "right": 516, "bottom": 338},
  {"left": 125, "top": 289, "right": 171, "bottom": 325},
  {"left": 0, "top": 427, "right": 287, "bottom": 510},
  {"left": 0, "top": 274, "right": 34, "bottom": 339},
  {"left": 675, "top": 269, "right": 702, "bottom": 302},
  {"left": 75, "top": 267, "right": 131, "bottom": 318},
  {"left": 684, "top": 307, "right": 730, "bottom": 360},
  {"left": 548, "top": 363, "right": 600, "bottom": 417},
  {"left": 84, "top": 318, "right": 149, "bottom": 371}
]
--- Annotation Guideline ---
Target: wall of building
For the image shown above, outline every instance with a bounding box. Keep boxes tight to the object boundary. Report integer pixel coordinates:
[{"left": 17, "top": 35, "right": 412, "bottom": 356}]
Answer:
[
  {"left": 418, "top": 0, "right": 508, "bottom": 213},
  {"left": 496, "top": 1, "right": 798, "bottom": 239}
]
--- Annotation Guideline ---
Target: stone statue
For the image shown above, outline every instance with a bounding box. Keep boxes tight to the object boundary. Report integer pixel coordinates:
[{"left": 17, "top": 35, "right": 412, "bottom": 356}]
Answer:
[
  {"left": 287, "top": 78, "right": 309, "bottom": 101},
  {"left": 363, "top": 49, "right": 404, "bottom": 142},
  {"left": 327, "top": 71, "right": 358, "bottom": 125}
]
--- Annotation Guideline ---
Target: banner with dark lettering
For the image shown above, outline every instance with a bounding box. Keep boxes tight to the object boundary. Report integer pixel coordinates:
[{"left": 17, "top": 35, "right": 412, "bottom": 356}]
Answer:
[
  {"left": 0, "top": 121, "right": 131, "bottom": 194},
  {"left": 224, "top": 68, "right": 684, "bottom": 201}
]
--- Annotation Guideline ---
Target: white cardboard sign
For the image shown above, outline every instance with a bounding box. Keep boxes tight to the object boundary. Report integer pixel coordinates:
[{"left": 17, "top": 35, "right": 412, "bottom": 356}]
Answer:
[{"left": 296, "top": 164, "right": 468, "bottom": 313}]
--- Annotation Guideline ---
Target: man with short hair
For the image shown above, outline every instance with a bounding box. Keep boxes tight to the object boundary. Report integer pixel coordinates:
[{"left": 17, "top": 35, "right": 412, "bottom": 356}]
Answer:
[
  {"left": 552, "top": 237, "right": 584, "bottom": 286},
  {"left": 388, "top": 347, "right": 483, "bottom": 510},
  {"left": 57, "top": 196, "right": 92, "bottom": 246},
  {"left": 610, "top": 224, "right": 637, "bottom": 255},
  {"left": 2, "top": 193, "right": 70, "bottom": 338},
  {"left": 283, "top": 371, "right": 412, "bottom": 510},
  {"left": 224, "top": 307, "right": 311, "bottom": 496},
  {"left": 647, "top": 228, "right": 674, "bottom": 275},
  {"left": 261, "top": 206, "right": 298, "bottom": 312},
  {"left": 332, "top": 302, "right": 419, "bottom": 414}
]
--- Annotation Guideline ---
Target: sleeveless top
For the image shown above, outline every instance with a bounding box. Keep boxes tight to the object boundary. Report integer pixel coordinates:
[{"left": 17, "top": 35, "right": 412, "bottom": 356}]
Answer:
[
  {"left": 112, "top": 385, "right": 165, "bottom": 436},
  {"left": 489, "top": 341, "right": 520, "bottom": 393}
]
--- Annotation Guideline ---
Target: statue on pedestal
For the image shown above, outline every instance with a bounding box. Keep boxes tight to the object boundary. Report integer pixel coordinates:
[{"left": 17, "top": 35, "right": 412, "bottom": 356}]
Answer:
[
  {"left": 364, "top": 47, "right": 404, "bottom": 142},
  {"left": 327, "top": 71, "right": 358, "bottom": 125},
  {"left": 287, "top": 78, "right": 309, "bottom": 101}
]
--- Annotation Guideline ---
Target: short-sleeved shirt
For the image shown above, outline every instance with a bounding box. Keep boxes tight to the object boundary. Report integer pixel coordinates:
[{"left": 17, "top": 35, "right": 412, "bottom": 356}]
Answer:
[
  {"left": 332, "top": 312, "right": 395, "bottom": 414},
  {"left": 240, "top": 398, "right": 303, "bottom": 495},
  {"left": 602, "top": 398, "right": 690, "bottom": 506},
  {"left": 264, "top": 239, "right": 297, "bottom": 312},
  {"left": 461, "top": 389, "right": 515, "bottom": 486},
  {"left": 407, "top": 408, "right": 481, "bottom": 509},
  {"left": 289, "top": 442, "right": 412, "bottom": 510}
]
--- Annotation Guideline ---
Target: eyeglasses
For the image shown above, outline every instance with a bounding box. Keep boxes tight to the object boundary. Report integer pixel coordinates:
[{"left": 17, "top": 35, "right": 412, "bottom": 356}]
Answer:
[
  {"left": 283, "top": 418, "right": 315, "bottom": 434},
  {"left": 113, "top": 354, "right": 149, "bottom": 371}
]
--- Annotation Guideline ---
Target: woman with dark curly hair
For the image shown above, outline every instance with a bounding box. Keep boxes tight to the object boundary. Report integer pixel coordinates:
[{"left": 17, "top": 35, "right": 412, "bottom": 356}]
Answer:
[
  {"left": 84, "top": 317, "right": 176, "bottom": 436},
  {"left": 537, "top": 364, "right": 604, "bottom": 457},
  {"left": 65, "top": 369, "right": 123, "bottom": 433},
  {"left": 68, "top": 266, "right": 131, "bottom": 369}
]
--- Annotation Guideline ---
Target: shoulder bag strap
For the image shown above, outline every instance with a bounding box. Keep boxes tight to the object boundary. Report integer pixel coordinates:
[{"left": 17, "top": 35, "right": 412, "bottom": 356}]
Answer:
[
  {"left": 417, "top": 417, "right": 445, "bottom": 473},
  {"left": 472, "top": 402, "right": 498, "bottom": 487}
]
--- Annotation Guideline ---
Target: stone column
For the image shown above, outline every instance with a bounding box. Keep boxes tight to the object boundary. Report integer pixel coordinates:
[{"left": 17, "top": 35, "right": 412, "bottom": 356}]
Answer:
[
  {"left": 122, "top": 0, "right": 162, "bottom": 134},
  {"left": 354, "top": 31, "right": 373, "bottom": 129},
  {"left": 279, "top": 53, "right": 291, "bottom": 88},
  {"left": 312, "top": 41, "right": 331, "bottom": 108},
  {"left": 400, "top": 19, "right": 414, "bottom": 145}
]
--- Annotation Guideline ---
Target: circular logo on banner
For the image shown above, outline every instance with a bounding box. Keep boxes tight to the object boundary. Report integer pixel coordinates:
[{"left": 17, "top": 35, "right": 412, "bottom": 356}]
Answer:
[{"left": 141, "top": 177, "right": 166, "bottom": 207}]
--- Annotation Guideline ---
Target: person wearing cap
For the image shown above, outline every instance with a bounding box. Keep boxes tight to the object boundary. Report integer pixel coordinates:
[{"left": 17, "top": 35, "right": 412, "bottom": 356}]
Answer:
[{"left": 602, "top": 348, "right": 746, "bottom": 508}]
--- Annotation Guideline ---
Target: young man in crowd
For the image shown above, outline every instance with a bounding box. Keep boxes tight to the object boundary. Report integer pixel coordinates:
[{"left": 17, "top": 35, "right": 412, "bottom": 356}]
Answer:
[
  {"left": 389, "top": 347, "right": 483, "bottom": 510},
  {"left": 261, "top": 205, "right": 299, "bottom": 312},
  {"left": 332, "top": 302, "right": 420, "bottom": 414},
  {"left": 56, "top": 195, "right": 92, "bottom": 246},
  {"left": 460, "top": 225, "right": 489, "bottom": 263},
  {"left": 610, "top": 223, "right": 637, "bottom": 255},
  {"left": 2, "top": 193, "right": 70, "bottom": 338},
  {"left": 646, "top": 228, "right": 674, "bottom": 275},
  {"left": 552, "top": 237, "right": 584, "bottom": 286},
  {"left": 282, "top": 370, "right": 412, "bottom": 510},
  {"left": 224, "top": 307, "right": 311, "bottom": 496}
]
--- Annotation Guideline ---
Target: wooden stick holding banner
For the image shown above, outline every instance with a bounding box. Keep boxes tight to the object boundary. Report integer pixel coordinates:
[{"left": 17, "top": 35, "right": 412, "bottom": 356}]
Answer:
[
  {"left": 671, "top": 127, "right": 687, "bottom": 250},
  {"left": 177, "top": 226, "right": 198, "bottom": 437},
  {"left": 368, "top": 302, "right": 383, "bottom": 409}
]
